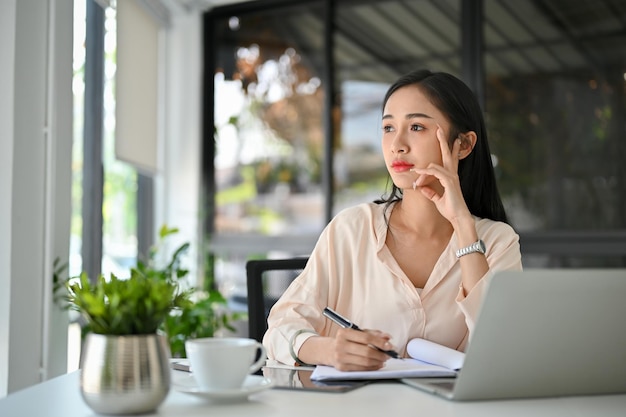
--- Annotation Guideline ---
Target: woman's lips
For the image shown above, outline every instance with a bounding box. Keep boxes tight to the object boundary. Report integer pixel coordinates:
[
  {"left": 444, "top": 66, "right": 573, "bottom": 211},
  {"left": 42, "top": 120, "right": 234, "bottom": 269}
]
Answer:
[{"left": 391, "top": 162, "right": 414, "bottom": 172}]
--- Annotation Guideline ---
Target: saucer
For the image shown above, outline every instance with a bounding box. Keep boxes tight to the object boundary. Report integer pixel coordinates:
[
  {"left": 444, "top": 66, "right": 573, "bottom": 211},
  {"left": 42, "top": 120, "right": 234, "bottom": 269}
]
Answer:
[{"left": 173, "top": 374, "right": 274, "bottom": 402}]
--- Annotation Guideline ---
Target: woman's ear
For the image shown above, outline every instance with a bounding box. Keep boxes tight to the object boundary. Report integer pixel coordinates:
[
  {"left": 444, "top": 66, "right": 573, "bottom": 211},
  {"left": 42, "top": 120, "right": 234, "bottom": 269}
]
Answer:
[{"left": 458, "top": 131, "right": 477, "bottom": 159}]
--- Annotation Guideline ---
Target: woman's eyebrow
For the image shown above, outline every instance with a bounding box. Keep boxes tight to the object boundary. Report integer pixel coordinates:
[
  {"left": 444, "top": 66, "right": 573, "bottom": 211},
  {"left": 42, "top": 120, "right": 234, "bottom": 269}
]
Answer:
[
  {"left": 406, "top": 112, "right": 433, "bottom": 120},
  {"left": 382, "top": 112, "right": 433, "bottom": 120}
]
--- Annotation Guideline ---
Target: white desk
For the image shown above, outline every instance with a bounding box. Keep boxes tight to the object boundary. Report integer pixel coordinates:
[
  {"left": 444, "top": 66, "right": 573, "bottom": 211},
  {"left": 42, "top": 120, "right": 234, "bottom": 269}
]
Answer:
[{"left": 1, "top": 370, "right": 625, "bottom": 417}]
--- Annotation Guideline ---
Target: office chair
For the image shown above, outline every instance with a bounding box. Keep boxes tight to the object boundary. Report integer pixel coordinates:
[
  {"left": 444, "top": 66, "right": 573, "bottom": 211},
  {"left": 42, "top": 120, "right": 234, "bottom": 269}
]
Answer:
[{"left": 246, "top": 257, "right": 309, "bottom": 342}]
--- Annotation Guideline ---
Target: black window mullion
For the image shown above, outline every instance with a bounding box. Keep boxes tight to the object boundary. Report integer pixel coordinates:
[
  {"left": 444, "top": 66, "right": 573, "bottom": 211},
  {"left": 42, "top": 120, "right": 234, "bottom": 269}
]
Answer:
[
  {"left": 82, "top": 0, "right": 105, "bottom": 283},
  {"left": 137, "top": 173, "right": 154, "bottom": 261},
  {"left": 461, "top": 0, "right": 485, "bottom": 109},
  {"left": 201, "top": 11, "right": 217, "bottom": 239},
  {"left": 323, "top": 0, "right": 335, "bottom": 223}
]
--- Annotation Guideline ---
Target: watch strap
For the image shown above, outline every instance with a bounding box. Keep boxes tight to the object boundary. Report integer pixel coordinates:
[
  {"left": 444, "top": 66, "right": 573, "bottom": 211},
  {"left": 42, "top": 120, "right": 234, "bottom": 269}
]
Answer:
[{"left": 456, "top": 239, "right": 486, "bottom": 258}]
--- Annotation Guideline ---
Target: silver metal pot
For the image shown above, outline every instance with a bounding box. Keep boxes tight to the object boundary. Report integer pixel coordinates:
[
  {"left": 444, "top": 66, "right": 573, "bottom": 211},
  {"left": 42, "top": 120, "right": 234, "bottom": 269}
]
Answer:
[{"left": 80, "top": 333, "right": 171, "bottom": 414}]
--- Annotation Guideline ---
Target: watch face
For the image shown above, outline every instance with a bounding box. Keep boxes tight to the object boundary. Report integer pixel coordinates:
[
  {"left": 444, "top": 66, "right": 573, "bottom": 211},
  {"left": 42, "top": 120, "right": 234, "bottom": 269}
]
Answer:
[{"left": 478, "top": 240, "right": 486, "bottom": 253}]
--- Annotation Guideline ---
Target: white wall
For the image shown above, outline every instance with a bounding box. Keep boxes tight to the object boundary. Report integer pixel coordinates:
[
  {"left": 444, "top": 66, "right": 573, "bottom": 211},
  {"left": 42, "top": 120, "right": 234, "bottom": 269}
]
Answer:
[
  {"left": 45, "top": 0, "right": 74, "bottom": 385},
  {"left": 0, "top": 0, "right": 73, "bottom": 397},
  {"left": 116, "top": 0, "right": 160, "bottom": 174},
  {"left": 155, "top": 10, "right": 202, "bottom": 279},
  {"left": 0, "top": 0, "right": 17, "bottom": 398}
]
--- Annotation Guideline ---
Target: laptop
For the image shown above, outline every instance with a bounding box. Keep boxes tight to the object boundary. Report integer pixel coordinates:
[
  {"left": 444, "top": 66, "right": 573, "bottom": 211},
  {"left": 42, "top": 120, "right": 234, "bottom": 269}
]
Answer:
[{"left": 401, "top": 269, "right": 626, "bottom": 401}]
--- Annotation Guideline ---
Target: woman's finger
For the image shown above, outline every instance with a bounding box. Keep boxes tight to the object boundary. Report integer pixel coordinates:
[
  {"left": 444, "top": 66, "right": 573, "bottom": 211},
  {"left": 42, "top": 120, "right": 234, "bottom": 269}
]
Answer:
[
  {"left": 436, "top": 125, "right": 451, "bottom": 164},
  {"left": 436, "top": 124, "right": 461, "bottom": 171},
  {"left": 411, "top": 164, "right": 450, "bottom": 187},
  {"left": 332, "top": 329, "right": 389, "bottom": 371}
]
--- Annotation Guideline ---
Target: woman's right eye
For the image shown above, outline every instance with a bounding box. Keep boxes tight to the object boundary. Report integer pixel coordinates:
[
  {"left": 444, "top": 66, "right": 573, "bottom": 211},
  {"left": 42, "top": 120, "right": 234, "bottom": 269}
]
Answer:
[{"left": 382, "top": 125, "right": 395, "bottom": 133}]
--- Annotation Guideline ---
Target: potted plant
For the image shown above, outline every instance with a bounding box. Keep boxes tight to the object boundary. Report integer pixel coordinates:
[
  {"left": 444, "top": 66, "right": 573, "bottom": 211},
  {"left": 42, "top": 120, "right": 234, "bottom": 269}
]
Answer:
[
  {"left": 160, "top": 241, "right": 244, "bottom": 358},
  {"left": 54, "top": 225, "right": 241, "bottom": 414}
]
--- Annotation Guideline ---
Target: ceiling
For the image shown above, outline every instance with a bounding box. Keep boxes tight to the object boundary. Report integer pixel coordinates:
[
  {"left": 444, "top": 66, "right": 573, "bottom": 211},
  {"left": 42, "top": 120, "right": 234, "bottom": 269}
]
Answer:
[{"left": 201, "top": 0, "right": 626, "bottom": 83}]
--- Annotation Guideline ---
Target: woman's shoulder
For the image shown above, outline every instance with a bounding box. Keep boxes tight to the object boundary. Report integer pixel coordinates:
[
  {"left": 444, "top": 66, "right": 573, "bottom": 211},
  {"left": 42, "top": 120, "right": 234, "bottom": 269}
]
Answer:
[
  {"left": 474, "top": 217, "right": 519, "bottom": 241},
  {"left": 327, "top": 202, "right": 386, "bottom": 230},
  {"left": 333, "top": 202, "right": 382, "bottom": 217}
]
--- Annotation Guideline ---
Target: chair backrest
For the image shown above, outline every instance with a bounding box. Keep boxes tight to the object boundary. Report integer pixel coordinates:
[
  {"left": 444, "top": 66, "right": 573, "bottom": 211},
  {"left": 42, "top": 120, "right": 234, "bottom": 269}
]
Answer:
[{"left": 245, "top": 257, "right": 309, "bottom": 342}]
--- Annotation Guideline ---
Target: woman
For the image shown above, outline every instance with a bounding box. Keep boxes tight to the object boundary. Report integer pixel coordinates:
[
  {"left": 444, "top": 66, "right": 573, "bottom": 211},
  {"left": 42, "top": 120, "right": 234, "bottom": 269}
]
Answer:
[{"left": 263, "top": 69, "right": 522, "bottom": 371}]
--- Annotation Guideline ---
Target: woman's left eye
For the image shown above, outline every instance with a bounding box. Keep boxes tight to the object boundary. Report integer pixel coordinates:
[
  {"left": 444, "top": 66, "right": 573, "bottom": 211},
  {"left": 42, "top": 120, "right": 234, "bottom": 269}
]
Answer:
[{"left": 410, "top": 124, "right": 424, "bottom": 132}]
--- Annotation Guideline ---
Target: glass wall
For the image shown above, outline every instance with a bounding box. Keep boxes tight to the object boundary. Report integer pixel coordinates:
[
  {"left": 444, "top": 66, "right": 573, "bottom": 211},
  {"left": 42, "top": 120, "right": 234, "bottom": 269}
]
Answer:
[
  {"left": 211, "top": 3, "right": 326, "bottom": 241},
  {"left": 483, "top": 0, "right": 626, "bottom": 266},
  {"left": 204, "top": 0, "right": 626, "bottom": 295},
  {"left": 206, "top": 2, "right": 326, "bottom": 298}
]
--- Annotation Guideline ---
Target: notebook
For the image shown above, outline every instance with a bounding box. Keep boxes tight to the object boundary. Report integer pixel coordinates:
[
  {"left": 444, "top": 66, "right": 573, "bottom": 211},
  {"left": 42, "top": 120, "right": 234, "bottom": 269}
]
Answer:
[
  {"left": 401, "top": 268, "right": 626, "bottom": 401},
  {"left": 310, "top": 338, "right": 462, "bottom": 381}
]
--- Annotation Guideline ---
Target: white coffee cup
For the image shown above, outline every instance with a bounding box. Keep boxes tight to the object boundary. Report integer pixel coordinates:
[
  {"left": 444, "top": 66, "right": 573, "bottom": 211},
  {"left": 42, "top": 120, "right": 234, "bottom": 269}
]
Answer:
[{"left": 185, "top": 337, "right": 266, "bottom": 391}]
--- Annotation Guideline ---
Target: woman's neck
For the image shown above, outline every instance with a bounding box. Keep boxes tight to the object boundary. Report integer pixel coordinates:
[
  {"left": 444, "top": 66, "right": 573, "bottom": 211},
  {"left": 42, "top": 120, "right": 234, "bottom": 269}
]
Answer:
[{"left": 390, "top": 195, "right": 453, "bottom": 239}]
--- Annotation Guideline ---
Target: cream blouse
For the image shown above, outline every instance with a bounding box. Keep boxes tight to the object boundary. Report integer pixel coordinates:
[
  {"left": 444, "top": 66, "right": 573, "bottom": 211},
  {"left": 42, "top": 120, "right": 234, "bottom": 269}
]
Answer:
[{"left": 263, "top": 202, "right": 522, "bottom": 365}]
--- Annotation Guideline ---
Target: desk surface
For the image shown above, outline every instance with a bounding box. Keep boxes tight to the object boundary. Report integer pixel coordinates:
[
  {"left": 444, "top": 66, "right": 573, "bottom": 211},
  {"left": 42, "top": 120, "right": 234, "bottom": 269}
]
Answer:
[{"left": 1, "top": 370, "right": 626, "bottom": 417}]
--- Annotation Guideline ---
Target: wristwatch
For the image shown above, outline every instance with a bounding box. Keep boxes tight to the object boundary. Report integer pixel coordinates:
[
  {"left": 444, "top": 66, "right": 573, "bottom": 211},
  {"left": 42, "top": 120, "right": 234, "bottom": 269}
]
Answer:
[{"left": 455, "top": 239, "right": 486, "bottom": 258}]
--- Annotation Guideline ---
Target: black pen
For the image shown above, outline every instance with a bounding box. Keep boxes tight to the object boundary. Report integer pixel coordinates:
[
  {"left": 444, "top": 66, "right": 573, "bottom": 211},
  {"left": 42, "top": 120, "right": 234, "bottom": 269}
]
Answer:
[{"left": 322, "top": 307, "right": 400, "bottom": 359}]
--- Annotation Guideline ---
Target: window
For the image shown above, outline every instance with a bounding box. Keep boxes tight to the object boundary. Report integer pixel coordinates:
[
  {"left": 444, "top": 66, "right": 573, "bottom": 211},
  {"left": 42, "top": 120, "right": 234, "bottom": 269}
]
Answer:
[
  {"left": 210, "top": 3, "right": 326, "bottom": 239},
  {"left": 483, "top": 0, "right": 626, "bottom": 266},
  {"left": 70, "top": 0, "right": 141, "bottom": 371},
  {"left": 204, "top": 1, "right": 327, "bottom": 298}
]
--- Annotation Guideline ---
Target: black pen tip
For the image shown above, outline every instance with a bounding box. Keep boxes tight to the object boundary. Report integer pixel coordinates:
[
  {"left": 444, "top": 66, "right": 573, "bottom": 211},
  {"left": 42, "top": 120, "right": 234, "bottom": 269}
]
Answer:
[{"left": 386, "top": 350, "right": 400, "bottom": 359}]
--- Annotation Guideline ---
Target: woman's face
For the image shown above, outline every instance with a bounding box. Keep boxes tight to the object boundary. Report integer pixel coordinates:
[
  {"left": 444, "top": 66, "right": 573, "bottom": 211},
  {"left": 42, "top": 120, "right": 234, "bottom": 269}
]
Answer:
[{"left": 381, "top": 84, "right": 451, "bottom": 191}]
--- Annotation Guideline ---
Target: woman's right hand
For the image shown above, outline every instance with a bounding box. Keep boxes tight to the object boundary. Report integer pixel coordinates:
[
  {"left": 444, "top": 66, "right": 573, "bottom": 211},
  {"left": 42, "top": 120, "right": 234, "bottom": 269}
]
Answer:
[{"left": 318, "top": 328, "right": 393, "bottom": 371}]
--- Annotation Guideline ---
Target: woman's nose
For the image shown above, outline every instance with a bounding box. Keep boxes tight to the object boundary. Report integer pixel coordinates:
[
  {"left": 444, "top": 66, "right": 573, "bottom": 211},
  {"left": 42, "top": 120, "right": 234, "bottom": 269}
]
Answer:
[{"left": 391, "top": 134, "right": 408, "bottom": 154}]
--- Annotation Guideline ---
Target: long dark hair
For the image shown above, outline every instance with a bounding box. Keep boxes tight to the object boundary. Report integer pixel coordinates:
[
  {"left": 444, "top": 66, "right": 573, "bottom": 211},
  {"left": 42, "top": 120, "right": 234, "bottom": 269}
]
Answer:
[{"left": 375, "top": 69, "right": 508, "bottom": 223}]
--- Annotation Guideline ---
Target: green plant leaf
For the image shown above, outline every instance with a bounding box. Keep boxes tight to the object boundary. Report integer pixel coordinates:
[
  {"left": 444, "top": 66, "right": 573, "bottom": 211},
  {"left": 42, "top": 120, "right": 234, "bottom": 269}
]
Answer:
[{"left": 53, "top": 225, "right": 239, "bottom": 351}]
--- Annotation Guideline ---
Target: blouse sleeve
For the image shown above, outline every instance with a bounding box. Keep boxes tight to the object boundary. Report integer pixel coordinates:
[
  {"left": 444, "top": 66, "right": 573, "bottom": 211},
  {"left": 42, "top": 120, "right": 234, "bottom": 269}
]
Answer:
[
  {"left": 455, "top": 220, "right": 523, "bottom": 334},
  {"left": 262, "top": 225, "right": 334, "bottom": 365}
]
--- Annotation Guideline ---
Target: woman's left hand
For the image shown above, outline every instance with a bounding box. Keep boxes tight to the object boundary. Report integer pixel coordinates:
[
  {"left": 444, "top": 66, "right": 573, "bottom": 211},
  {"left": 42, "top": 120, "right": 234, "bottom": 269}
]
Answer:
[{"left": 410, "top": 125, "right": 472, "bottom": 224}]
